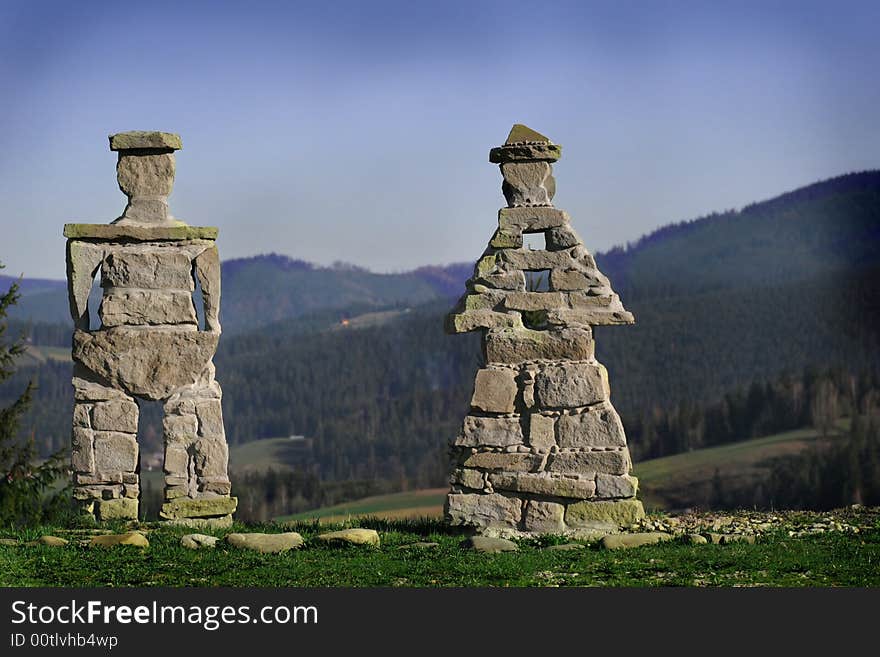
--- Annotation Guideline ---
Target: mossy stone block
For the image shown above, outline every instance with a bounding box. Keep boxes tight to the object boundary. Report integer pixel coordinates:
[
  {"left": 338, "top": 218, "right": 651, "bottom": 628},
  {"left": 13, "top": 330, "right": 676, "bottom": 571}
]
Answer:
[{"left": 565, "top": 499, "right": 645, "bottom": 527}]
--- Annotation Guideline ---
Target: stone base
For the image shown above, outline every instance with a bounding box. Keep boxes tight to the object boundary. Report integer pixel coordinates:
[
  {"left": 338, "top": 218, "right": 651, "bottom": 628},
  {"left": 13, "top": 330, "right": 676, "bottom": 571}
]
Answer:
[
  {"left": 445, "top": 491, "right": 644, "bottom": 536},
  {"left": 161, "top": 515, "right": 234, "bottom": 529},
  {"left": 565, "top": 499, "right": 645, "bottom": 527},
  {"left": 75, "top": 497, "right": 139, "bottom": 523},
  {"left": 96, "top": 498, "right": 138, "bottom": 522},
  {"left": 479, "top": 522, "right": 618, "bottom": 542},
  {"left": 159, "top": 496, "right": 237, "bottom": 522}
]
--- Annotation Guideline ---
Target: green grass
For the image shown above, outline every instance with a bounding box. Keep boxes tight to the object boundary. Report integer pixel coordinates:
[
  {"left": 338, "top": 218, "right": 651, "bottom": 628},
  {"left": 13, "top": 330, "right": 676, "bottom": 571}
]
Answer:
[
  {"left": 278, "top": 428, "right": 835, "bottom": 521},
  {"left": 139, "top": 438, "right": 306, "bottom": 498},
  {"left": 633, "top": 427, "right": 833, "bottom": 509},
  {"left": 1, "top": 517, "right": 878, "bottom": 587},
  {"left": 278, "top": 489, "right": 446, "bottom": 522},
  {"left": 227, "top": 437, "right": 310, "bottom": 473}
]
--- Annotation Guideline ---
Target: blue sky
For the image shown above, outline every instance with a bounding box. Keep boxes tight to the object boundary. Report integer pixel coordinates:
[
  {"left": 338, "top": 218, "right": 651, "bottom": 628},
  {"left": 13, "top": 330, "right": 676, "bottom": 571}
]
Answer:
[{"left": 1, "top": 0, "right": 878, "bottom": 278}]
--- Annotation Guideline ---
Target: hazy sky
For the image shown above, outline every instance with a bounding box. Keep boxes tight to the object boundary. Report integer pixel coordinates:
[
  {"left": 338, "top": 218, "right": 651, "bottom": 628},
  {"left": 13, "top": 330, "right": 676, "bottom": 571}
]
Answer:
[{"left": 1, "top": 0, "right": 878, "bottom": 279}]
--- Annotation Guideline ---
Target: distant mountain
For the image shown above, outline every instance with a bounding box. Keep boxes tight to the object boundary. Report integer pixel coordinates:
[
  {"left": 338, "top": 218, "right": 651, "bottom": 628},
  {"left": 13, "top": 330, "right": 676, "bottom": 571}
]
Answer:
[
  {"left": 596, "top": 170, "right": 880, "bottom": 300},
  {"left": 0, "top": 274, "right": 69, "bottom": 325},
  {"left": 8, "top": 170, "right": 879, "bottom": 333},
  {"left": 410, "top": 263, "right": 474, "bottom": 298},
  {"left": 5, "top": 253, "right": 471, "bottom": 334},
  {"left": 3, "top": 170, "right": 879, "bottom": 500},
  {"left": 0, "top": 275, "right": 65, "bottom": 296},
  {"left": 214, "top": 256, "right": 414, "bottom": 332}
]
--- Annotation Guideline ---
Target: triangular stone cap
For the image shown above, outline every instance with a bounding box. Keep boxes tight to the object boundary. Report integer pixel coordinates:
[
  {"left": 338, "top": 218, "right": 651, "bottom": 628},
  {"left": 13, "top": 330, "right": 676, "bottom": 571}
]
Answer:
[
  {"left": 506, "top": 124, "right": 551, "bottom": 144},
  {"left": 490, "top": 124, "right": 561, "bottom": 164}
]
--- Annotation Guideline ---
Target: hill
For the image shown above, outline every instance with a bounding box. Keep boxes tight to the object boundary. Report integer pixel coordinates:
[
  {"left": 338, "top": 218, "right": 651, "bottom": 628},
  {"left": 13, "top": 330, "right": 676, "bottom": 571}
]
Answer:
[
  {"left": 9, "top": 170, "right": 880, "bottom": 333},
  {"left": 5, "top": 254, "right": 462, "bottom": 333},
  {"left": 245, "top": 427, "right": 833, "bottom": 521},
  {"left": 215, "top": 255, "right": 450, "bottom": 333},
  {"left": 277, "top": 488, "right": 447, "bottom": 523},
  {"left": 229, "top": 436, "right": 314, "bottom": 473},
  {"left": 0, "top": 275, "right": 65, "bottom": 296},
  {"left": 634, "top": 427, "right": 834, "bottom": 510},
  {"left": 597, "top": 170, "right": 880, "bottom": 299},
  {"left": 2, "top": 171, "right": 879, "bottom": 510}
]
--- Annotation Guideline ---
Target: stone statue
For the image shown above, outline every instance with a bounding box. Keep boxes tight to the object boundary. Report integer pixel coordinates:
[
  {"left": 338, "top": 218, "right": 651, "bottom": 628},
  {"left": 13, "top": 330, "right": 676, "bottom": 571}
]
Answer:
[
  {"left": 444, "top": 124, "right": 643, "bottom": 534},
  {"left": 64, "top": 131, "right": 236, "bottom": 527}
]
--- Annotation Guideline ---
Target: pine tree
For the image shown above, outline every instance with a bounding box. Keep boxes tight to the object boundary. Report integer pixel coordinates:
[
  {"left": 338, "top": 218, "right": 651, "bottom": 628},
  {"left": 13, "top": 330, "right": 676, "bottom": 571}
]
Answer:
[{"left": 0, "top": 263, "right": 69, "bottom": 527}]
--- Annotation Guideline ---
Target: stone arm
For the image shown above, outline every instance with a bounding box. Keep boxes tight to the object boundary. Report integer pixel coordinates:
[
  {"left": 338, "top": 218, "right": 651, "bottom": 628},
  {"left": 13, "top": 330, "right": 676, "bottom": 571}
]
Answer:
[
  {"left": 194, "top": 245, "right": 221, "bottom": 332},
  {"left": 66, "top": 241, "right": 105, "bottom": 330}
]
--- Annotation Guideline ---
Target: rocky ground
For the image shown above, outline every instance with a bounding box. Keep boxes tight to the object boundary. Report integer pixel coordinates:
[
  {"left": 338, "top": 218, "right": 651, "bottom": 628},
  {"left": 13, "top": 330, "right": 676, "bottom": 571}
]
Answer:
[
  {"left": 2, "top": 506, "right": 878, "bottom": 586},
  {"left": 632, "top": 505, "right": 876, "bottom": 540},
  {"left": 2, "top": 505, "right": 877, "bottom": 553}
]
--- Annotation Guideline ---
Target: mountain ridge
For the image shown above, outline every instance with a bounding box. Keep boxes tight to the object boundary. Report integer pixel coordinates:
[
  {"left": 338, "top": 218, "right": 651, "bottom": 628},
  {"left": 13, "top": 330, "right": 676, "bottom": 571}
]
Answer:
[
  {"left": 6, "top": 169, "right": 879, "bottom": 331},
  {"left": 596, "top": 169, "right": 880, "bottom": 299},
  {"left": 2, "top": 171, "right": 878, "bottom": 502}
]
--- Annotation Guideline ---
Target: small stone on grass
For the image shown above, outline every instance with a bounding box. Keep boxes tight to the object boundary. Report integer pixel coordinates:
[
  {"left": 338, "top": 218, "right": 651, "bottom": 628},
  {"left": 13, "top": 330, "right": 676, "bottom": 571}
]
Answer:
[
  {"left": 461, "top": 536, "right": 518, "bottom": 553},
  {"left": 226, "top": 532, "right": 303, "bottom": 554},
  {"left": 720, "top": 534, "right": 756, "bottom": 545},
  {"left": 316, "top": 528, "right": 380, "bottom": 546},
  {"left": 90, "top": 532, "right": 149, "bottom": 548},
  {"left": 600, "top": 532, "right": 673, "bottom": 550},
  {"left": 180, "top": 533, "right": 218, "bottom": 549},
  {"left": 684, "top": 534, "right": 708, "bottom": 545}
]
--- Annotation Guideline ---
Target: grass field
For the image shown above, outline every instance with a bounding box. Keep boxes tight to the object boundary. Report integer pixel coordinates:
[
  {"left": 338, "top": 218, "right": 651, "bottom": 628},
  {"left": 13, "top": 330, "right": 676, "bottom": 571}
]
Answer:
[
  {"left": 1, "top": 510, "right": 878, "bottom": 587},
  {"left": 138, "top": 438, "right": 307, "bottom": 504},
  {"left": 634, "top": 427, "right": 831, "bottom": 509},
  {"left": 278, "top": 489, "right": 446, "bottom": 523},
  {"left": 280, "top": 428, "right": 832, "bottom": 521},
  {"left": 114, "top": 426, "right": 842, "bottom": 525},
  {"left": 18, "top": 344, "right": 71, "bottom": 366},
  {"left": 227, "top": 436, "right": 311, "bottom": 473}
]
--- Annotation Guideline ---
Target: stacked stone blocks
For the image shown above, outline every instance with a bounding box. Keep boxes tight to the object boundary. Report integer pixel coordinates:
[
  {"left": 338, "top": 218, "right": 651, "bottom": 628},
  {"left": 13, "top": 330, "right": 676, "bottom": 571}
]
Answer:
[
  {"left": 445, "top": 125, "right": 642, "bottom": 533},
  {"left": 66, "top": 131, "right": 235, "bottom": 526}
]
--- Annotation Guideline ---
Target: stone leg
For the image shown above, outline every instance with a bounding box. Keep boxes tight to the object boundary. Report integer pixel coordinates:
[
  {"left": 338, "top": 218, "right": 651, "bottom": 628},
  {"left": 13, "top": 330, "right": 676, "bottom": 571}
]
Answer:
[
  {"left": 159, "top": 376, "right": 236, "bottom": 527},
  {"left": 70, "top": 377, "right": 140, "bottom": 522}
]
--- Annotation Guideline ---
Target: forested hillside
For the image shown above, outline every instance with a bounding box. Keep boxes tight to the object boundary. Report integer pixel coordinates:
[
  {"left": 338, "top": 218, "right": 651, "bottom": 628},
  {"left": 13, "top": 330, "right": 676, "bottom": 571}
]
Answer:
[
  {"left": 10, "top": 171, "right": 879, "bottom": 331},
  {"left": 2, "top": 171, "right": 879, "bottom": 514},
  {"left": 5, "top": 254, "right": 456, "bottom": 333},
  {"left": 7, "top": 264, "right": 876, "bottom": 467},
  {"left": 597, "top": 170, "right": 880, "bottom": 299}
]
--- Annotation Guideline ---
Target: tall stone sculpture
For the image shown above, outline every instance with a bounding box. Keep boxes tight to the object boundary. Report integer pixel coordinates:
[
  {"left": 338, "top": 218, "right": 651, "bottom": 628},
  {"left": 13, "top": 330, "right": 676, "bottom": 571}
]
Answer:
[
  {"left": 65, "top": 131, "right": 236, "bottom": 527},
  {"left": 444, "top": 124, "right": 643, "bottom": 534}
]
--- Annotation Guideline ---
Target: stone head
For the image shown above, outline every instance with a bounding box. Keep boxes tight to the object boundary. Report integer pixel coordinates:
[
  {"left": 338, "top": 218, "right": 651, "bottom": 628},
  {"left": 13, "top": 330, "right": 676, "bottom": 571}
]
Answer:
[{"left": 109, "top": 131, "right": 182, "bottom": 226}]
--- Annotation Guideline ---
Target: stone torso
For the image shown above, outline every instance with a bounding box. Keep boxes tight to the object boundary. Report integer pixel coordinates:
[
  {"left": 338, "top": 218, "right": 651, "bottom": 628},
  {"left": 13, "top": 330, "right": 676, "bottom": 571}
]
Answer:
[
  {"left": 99, "top": 243, "right": 201, "bottom": 329},
  {"left": 68, "top": 234, "right": 221, "bottom": 401}
]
